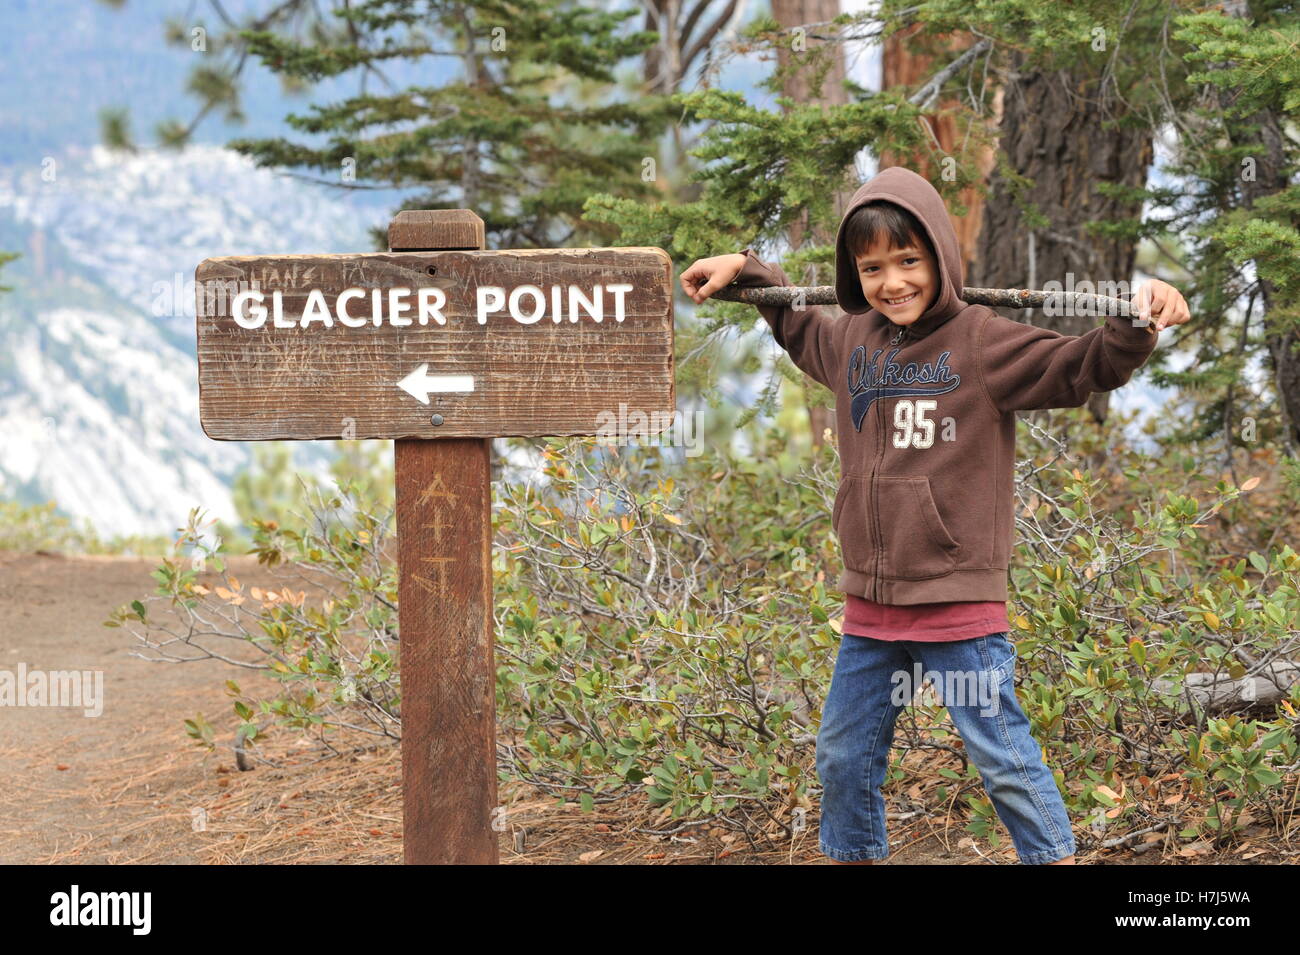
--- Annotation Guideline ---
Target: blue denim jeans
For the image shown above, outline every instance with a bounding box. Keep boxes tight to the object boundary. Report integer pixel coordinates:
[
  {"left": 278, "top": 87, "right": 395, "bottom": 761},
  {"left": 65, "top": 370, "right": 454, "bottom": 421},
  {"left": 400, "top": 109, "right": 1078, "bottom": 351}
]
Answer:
[{"left": 815, "top": 631, "right": 1076, "bottom": 865}]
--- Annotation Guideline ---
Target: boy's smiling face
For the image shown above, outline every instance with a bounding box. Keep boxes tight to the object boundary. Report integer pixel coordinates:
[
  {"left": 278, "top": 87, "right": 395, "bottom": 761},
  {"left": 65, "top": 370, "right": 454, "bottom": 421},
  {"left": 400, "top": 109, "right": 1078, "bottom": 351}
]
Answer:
[{"left": 854, "top": 232, "right": 939, "bottom": 326}]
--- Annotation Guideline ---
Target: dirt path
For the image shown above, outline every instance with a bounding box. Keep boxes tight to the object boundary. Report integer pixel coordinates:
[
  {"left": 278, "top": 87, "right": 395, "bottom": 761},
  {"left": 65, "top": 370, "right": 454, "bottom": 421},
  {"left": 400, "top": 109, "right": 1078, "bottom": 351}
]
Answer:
[{"left": 0, "top": 551, "right": 297, "bottom": 863}]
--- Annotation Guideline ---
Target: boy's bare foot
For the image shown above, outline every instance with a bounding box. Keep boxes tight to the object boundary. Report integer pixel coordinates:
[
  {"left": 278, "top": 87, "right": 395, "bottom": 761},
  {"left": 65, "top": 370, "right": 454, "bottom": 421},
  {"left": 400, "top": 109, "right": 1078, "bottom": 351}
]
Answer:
[
  {"left": 1046, "top": 854, "right": 1075, "bottom": 865},
  {"left": 829, "top": 858, "right": 874, "bottom": 864}
]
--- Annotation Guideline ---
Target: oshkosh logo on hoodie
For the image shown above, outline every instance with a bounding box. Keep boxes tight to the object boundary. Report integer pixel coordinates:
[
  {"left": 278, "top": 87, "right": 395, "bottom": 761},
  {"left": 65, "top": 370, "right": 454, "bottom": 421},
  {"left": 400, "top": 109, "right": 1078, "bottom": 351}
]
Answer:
[{"left": 847, "top": 344, "right": 961, "bottom": 430}]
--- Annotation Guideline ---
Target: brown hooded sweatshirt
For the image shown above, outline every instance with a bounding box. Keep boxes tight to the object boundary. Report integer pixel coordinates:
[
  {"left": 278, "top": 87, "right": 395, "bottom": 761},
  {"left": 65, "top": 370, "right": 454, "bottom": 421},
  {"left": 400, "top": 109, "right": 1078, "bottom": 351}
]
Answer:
[{"left": 731, "top": 165, "right": 1159, "bottom": 605}]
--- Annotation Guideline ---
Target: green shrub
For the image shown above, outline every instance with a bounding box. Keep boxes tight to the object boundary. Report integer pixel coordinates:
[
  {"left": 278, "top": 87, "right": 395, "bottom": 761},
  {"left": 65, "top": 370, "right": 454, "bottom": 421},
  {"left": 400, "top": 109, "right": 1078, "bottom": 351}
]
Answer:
[
  {"left": 107, "top": 411, "right": 1300, "bottom": 854},
  {"left": 0, "top": 498, "right": 169, "bottom": 554}
]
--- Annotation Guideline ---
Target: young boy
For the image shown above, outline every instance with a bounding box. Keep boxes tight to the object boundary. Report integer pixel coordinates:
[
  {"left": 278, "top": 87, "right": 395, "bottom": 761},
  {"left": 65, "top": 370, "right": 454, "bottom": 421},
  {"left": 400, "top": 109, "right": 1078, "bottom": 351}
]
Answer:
[{"left": 679, "top": 165, "right": 1190, "bottom": 865}]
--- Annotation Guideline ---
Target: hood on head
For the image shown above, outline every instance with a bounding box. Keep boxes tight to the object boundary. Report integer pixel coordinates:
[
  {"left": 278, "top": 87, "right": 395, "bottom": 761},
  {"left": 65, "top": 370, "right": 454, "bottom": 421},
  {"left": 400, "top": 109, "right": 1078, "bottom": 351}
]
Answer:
[{"left": 834, "top": 165, "right": 967, "bottom": 338}]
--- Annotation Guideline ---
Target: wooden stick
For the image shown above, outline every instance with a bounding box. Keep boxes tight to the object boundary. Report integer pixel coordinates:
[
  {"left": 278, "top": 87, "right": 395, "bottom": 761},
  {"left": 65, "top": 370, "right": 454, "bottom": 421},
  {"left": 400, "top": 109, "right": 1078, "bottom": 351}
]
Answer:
[{"left": 710, "top": 284, "right": 1157, "bottom": 333}]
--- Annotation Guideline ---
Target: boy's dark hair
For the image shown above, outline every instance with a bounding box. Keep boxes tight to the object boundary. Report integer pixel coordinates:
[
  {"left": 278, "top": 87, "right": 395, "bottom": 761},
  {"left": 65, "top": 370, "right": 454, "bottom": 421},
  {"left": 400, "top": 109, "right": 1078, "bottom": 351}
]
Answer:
[{"left": 842, "top": 200, "right": 936, "bottom": 266}]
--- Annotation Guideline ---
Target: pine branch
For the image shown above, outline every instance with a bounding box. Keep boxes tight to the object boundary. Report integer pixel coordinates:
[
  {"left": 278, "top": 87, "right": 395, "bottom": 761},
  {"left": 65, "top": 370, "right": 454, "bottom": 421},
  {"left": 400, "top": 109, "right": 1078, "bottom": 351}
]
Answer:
[{"left": 908, "top": 38, "right": 993, "bottom": 110}]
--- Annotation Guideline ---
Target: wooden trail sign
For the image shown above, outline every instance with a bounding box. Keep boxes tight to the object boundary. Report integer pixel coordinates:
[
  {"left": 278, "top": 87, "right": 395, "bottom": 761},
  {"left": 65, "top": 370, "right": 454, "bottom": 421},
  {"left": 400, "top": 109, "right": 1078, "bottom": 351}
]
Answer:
[
  {"left": 195, "top": 240, "right": 674, "bottom": 440},
  {"left": 194, "top": 210, "right": 675, "bottom": 863}
]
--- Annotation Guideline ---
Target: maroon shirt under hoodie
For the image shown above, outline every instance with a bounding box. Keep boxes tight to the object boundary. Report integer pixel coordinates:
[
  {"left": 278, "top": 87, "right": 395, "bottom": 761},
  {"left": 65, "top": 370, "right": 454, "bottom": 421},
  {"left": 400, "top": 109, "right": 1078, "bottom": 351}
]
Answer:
[{"left": 842, "top": 593, "right": 1012, "bottom": 641}]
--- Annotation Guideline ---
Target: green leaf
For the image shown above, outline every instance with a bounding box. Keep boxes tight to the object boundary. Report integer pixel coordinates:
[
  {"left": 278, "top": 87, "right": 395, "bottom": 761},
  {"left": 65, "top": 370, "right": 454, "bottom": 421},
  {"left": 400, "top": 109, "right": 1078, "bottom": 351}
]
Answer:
[
  {"left": 1252, "top": 768, "right": 1282, "bottom": 787},
  {"left": 1129, "top": 638, "right": 1146, "bottom": 666}
]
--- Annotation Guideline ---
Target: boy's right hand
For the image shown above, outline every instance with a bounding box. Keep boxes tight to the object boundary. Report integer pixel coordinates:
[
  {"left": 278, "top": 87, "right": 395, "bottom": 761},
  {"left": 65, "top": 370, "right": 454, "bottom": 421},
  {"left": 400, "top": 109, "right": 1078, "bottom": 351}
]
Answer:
[{"left": 680, "top": 252, "right": 748, "bottom": 304}]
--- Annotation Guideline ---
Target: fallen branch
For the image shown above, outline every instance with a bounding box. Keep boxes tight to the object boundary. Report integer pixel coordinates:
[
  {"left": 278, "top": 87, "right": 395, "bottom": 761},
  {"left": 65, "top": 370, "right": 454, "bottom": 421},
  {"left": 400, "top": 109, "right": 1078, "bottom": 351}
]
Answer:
[
  {"left": 1149, "top": 662, "right": 1300, "bottom": 714},
  {"left": 712, "top": 284, "right": 1156, "bottom": 333},
  {"left": 1099, "top": 820, "right": 1171, "bottom": 850}
]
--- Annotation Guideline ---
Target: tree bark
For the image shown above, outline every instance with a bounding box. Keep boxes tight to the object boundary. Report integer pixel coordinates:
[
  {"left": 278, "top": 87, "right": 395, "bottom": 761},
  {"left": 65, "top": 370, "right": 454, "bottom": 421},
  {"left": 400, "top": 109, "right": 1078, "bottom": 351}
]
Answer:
[
  {"left": 641, "top": 0, "right": 745, "bottom": 176},
  {"left": 771, "top": 0, "right": 850, "bottom": 450},
  {"left": 969, "top": 48, "right": 1154, "bottom": 428},
  {"left": 879, "top": 22, "right": 997, "bottom": 278}
]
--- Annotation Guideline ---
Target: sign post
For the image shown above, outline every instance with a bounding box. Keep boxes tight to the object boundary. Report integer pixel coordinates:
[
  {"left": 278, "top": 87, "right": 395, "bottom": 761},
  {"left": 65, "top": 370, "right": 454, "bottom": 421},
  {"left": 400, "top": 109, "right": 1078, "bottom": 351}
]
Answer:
[{"left": 195, "top": 210, "right": 674, "bottom": 863}]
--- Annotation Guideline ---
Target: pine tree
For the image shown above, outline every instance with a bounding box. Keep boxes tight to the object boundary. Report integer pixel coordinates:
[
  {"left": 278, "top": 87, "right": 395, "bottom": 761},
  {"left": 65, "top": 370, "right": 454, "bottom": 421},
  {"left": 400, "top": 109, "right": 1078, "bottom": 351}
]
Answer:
[
  {"left": 1161, "top": 2, "right": 1300, "bottom": 459},
  {"left": 136, "top": 0, "right": 679, "bottom": 250},
  {"left": 586, "top": 8, "right": 985, "bottom": 432},
  {"left": 591, "top": 2, "right": 1299, "bottom": 462}
]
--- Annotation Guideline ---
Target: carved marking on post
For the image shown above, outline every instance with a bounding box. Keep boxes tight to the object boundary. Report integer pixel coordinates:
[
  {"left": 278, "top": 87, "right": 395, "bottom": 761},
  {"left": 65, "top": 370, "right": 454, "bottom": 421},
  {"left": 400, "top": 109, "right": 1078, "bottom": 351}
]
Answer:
[
  {"left": 417, "top": 555, "right": 458, "bottom": 599},
  {"left": 417, "top": 474, "right": 457, "bottom": 506},
  {"left": 420, "top": 506, "right": 454, "bottom": 542}
]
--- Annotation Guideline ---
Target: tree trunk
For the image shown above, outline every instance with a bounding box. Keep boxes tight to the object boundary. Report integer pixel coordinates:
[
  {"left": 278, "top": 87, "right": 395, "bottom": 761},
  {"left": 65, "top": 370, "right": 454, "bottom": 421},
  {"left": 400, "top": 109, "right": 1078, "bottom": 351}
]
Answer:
[
  {"left": 771, "top": 0, "right": 849, "bottom": 450},
  {"left": 969, "top": 48, "right": 1154, "bottom": 428},
  {"left": 878, "top": 22, "right": 997, "bottom": 278},
  {"left": 642, "top": 0, "right": 746, "bottom": 181}
]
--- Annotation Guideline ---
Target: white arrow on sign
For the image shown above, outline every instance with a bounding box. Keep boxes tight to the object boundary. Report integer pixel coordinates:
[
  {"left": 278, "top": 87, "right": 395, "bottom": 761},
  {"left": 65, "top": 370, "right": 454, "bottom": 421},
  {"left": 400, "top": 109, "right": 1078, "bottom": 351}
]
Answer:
[{"left": 396, "top": 364, "right": 476, "bottom": 404}]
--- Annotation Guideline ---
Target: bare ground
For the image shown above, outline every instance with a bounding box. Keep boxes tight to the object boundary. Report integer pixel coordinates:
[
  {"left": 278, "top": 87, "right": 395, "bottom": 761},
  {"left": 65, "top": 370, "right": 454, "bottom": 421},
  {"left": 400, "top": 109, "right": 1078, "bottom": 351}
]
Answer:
[{"left": 0, "top": 549, "right": 1290, "bottom": 865}]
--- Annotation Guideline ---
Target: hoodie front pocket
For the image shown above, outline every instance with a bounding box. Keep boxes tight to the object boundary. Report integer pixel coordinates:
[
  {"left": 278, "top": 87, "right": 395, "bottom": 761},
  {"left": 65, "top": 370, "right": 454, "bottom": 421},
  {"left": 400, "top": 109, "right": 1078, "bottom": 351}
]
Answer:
[
  {"left": 875, "top": 476, "right": 960, "bottom": 580},
  {"left": 831, "top": 475, "right": 874, "bottom": 573}
]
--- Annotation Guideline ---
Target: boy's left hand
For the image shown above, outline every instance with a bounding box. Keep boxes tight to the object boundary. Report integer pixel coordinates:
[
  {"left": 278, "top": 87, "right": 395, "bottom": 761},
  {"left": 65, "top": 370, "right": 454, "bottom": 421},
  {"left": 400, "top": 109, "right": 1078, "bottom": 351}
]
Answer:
[{"left": 1134, "top": 279, "right": 1191, "bottom": 332}]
